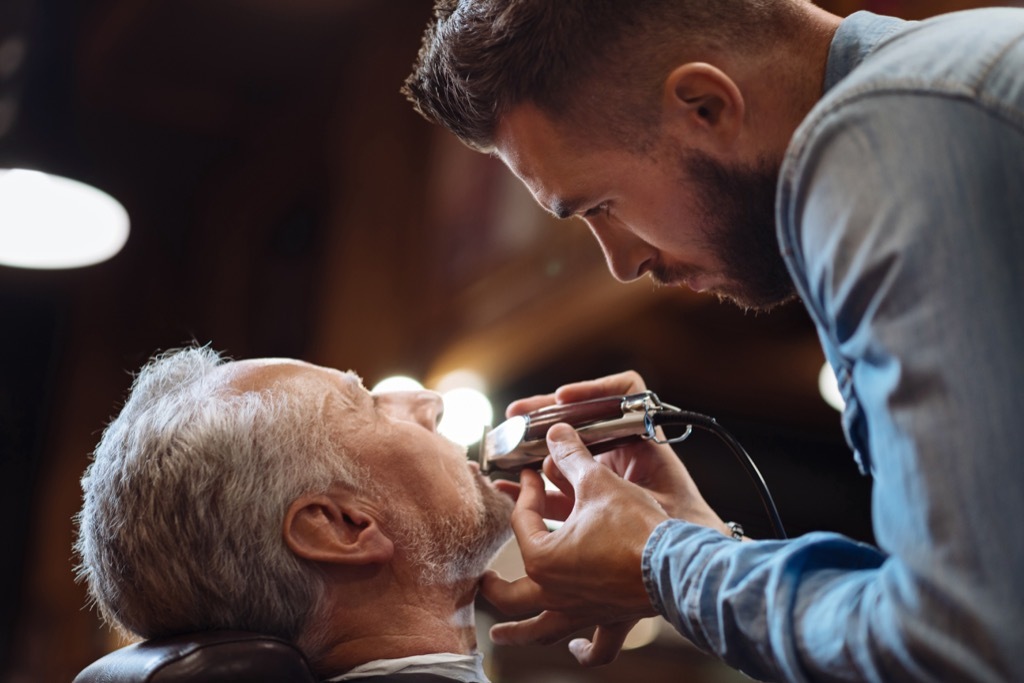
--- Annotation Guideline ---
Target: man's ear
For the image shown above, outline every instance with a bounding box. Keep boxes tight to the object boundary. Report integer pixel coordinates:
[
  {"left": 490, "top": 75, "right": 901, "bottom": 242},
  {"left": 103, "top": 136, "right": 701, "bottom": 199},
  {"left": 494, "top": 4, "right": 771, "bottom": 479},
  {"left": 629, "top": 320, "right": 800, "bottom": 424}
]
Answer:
[
  {"left": 662, "top": 62, "right": 745, "bottom": 151},
  {"left": 283, "top": 493, "right": 394, "bottom": 566}
]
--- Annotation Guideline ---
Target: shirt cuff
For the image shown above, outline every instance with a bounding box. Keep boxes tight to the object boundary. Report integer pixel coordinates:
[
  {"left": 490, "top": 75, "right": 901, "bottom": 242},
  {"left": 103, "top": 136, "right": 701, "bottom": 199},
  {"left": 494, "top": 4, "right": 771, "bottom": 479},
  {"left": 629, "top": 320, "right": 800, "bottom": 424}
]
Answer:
[{"left": 641, "top": 519, "right": 680, "bottom": 616}]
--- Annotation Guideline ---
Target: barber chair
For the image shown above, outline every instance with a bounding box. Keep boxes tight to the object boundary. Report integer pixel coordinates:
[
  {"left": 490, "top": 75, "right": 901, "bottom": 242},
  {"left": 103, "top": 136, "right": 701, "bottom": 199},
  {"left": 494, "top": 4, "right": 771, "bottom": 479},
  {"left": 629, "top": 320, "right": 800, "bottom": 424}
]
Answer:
[{"left": 73, "top": 630, "right": 318, "bottom": 682}]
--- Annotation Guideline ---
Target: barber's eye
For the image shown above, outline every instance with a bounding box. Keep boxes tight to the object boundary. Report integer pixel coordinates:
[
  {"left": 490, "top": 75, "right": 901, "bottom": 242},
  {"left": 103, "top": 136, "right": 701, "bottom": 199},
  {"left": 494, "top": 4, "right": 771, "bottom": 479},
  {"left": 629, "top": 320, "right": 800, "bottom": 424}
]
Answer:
[{"left": 583, "top": 203, "right": 609, "bottom": 219}]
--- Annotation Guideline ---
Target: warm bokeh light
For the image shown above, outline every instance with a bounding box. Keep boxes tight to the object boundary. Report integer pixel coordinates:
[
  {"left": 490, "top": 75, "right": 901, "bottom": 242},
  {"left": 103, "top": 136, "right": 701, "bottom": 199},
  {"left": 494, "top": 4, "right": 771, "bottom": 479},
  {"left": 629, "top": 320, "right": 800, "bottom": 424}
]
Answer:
[
  {"left": 0, "top": 168, "right": 129, "bottom": 269},
  {"left": 434, "top": 368, "right": 487, "bottom": 394},
  {"left": 371, "top": 375, "right": 425, "bottom": 393},
  {"left": 438, "top": 386, "right": 493, "bottom": 447}
]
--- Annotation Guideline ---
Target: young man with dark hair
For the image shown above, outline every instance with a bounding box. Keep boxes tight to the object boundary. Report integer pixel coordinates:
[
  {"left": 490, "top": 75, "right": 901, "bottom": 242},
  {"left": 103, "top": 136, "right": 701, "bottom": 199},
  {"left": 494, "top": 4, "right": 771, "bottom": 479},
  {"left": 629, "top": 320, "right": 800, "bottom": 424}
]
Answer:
[{"left": 404, "top": 2, "right": 1024, "bottom": 680}]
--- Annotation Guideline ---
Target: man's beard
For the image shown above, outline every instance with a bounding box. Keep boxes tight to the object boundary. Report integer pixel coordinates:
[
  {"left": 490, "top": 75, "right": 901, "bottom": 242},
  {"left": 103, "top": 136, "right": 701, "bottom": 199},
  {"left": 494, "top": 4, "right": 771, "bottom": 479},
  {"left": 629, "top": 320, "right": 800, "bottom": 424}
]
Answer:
[
  {"left": 387, "top": 475, "right": 514, "bottom": 586},
  {"left": 652, "top": 150, "right": 796, "bottom": 312}
]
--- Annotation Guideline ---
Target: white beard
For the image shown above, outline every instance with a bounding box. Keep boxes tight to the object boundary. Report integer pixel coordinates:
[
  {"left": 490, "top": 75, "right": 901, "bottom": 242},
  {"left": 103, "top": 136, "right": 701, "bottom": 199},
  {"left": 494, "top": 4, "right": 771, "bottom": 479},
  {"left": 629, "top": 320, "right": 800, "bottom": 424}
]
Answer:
[{"left": 388, "top": 475, "right": 514, "bottom": 585}]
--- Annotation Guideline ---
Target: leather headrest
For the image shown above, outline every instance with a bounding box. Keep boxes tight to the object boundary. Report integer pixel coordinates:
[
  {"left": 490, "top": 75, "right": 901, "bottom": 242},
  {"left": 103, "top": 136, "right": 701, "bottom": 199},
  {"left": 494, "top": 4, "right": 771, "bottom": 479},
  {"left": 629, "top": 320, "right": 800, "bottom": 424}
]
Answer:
[{"left": 73, "top": 631, "right": 317, "bottom": 683}]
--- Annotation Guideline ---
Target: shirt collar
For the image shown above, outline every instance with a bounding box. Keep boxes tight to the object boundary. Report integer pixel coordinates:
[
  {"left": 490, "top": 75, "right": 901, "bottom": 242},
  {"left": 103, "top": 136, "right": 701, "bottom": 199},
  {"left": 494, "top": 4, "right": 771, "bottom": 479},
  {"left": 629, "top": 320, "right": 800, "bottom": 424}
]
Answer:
[
  {"left": 324, "top": 652, "right": 488, "bottom": 682},
  {"left": 824, "top": 11, "right": 910, "bottom": 94}
]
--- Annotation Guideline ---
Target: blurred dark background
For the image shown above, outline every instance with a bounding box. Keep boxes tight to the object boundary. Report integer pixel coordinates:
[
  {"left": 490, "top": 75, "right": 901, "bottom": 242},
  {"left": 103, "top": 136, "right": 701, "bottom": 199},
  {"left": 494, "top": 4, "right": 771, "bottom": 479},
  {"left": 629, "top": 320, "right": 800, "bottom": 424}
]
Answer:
[{"left": 1, "top": 0, "right": 1014, "bottom": 680}]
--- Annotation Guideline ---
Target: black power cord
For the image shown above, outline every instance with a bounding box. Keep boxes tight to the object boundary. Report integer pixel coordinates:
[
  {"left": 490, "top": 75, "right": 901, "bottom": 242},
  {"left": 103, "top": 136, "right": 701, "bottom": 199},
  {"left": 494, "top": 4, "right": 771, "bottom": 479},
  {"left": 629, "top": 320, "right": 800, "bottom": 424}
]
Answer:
[{"left": 648, "top": 410, "right": 788, "bottom": 540}]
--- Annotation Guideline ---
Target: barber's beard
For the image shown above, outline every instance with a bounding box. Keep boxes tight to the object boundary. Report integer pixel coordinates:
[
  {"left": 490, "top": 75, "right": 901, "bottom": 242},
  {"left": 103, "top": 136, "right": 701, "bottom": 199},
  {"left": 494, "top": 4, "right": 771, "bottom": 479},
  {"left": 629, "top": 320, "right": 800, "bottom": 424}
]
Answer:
[
  {"left": 387, "top": 477, "right": 513, "bottom": 586},
  {"left": 653, "top": 150, "right": 796, "bottom": 312}
]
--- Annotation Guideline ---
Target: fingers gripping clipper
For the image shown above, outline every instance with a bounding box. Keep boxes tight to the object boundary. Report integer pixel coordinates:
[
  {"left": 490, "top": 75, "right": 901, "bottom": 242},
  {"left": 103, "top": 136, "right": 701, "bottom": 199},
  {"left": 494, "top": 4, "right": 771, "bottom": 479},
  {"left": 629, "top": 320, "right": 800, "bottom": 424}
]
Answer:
[
  {"left": 470, "top": 390, "right": 789, "bottom": 540},
  {"left": 471, "top": 391, "right": 690, "bottom": 474}
]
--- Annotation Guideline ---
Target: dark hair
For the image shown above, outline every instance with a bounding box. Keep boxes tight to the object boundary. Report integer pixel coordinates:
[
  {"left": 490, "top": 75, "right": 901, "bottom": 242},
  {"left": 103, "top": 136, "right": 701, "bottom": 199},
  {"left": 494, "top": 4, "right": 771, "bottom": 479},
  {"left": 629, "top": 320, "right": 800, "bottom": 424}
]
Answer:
[{"left": 403, "top": 0, "right": 799, "bottom": 151}]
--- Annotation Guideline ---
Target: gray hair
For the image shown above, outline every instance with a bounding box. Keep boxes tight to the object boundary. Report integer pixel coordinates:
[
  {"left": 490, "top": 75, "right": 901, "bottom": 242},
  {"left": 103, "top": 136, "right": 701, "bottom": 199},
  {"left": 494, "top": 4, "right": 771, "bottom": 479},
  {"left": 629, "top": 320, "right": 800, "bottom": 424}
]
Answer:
[
  {"left": 403, "top": 0, "right": 802, "bottom": 152},
  {"left": 74, "top": 346, "right": 373, "bottom": 651}
]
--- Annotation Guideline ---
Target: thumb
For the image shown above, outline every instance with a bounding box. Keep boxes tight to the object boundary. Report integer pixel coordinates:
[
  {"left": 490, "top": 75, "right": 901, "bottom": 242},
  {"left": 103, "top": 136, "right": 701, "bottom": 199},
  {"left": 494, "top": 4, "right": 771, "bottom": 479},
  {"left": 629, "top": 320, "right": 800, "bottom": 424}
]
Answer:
[{"left": 546, "top": 423, "right": 599, "bottom": 488}]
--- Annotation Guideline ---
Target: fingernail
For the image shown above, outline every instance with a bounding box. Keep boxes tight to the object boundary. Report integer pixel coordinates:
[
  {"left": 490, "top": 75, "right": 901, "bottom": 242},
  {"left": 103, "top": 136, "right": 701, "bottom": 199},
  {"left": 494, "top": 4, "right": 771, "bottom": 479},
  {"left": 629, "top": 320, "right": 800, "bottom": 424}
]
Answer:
[
  {"left": 548, "top": 423, "right": 574, "bottom": 442},
  {"left": 568, "top": 638, "right": 588, "bottom": 657}
]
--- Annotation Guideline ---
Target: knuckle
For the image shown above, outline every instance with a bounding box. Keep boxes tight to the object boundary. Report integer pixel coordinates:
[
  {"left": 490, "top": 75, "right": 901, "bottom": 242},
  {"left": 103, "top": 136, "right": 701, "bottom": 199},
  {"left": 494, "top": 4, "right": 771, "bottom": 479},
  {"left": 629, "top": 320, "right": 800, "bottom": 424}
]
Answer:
[
  {"left": 572, "top": 465, "right": 607, "bottom": 494},
  {"left": 621, "top": 369, "right": 645, "bottom": 389},
  {"left": 552, "top": 442, "right": 588, "bottom": 464}
]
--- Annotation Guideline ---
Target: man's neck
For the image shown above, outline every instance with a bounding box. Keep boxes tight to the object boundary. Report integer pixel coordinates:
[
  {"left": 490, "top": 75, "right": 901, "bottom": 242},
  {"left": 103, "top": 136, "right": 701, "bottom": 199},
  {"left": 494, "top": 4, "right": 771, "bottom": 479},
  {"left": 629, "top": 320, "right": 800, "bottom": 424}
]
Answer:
[
  {"left": 310, "top": 577, "right": 481, "bottom": 678},
  {"left": 728, "top": 4, "right": 844, "bottom": 159}
]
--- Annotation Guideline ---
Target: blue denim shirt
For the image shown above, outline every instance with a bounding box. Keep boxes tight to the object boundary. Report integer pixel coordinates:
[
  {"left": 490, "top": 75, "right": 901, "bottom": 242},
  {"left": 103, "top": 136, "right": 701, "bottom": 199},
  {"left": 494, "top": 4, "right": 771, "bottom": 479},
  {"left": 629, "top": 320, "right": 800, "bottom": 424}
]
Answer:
[{"left": 643, "top": 9, "right": 1024, "bottom": 682}]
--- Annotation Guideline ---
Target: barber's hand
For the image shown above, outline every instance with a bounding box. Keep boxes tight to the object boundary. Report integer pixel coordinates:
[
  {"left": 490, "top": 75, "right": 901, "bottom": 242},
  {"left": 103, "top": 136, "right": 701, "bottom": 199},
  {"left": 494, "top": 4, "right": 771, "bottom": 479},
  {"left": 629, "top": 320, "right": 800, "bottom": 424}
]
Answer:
[
  {"left": 506, "top": 370, "right": 724, "bottom": 528},
  {"left": 482, "top": 424, "right": 671, "bottom": 666}
]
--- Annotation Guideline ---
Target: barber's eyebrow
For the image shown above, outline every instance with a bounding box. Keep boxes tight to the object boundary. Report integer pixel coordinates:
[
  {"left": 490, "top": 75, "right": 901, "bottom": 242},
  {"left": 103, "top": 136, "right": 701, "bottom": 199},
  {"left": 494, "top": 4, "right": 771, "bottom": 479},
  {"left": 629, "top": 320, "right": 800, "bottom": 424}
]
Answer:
[{"left": 549, "top": 196, "right": 585, "bottom": 220}]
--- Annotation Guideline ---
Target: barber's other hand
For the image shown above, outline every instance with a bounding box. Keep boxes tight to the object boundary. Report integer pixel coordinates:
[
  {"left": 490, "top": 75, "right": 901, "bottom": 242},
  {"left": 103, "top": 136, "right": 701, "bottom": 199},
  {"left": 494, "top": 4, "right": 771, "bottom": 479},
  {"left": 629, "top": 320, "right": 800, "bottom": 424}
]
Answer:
[{"left": 481, "top": 424, "right": 669, "bottom": 665}]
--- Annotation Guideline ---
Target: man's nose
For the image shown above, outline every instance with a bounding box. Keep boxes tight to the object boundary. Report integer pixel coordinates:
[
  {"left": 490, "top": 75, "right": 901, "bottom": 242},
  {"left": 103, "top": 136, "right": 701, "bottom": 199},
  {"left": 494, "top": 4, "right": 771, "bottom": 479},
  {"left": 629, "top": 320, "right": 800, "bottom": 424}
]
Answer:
[{"left": 586, "top": 220, "right": 653, "bottom": 282}]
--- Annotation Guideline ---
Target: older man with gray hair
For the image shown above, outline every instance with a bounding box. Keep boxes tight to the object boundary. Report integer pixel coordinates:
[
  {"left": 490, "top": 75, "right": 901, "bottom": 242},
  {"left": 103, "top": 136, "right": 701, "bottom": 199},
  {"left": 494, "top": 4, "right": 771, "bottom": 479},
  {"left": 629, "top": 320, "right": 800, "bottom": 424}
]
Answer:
[{"left": 75, "top": 346, "right": 513, "bottom": 682}]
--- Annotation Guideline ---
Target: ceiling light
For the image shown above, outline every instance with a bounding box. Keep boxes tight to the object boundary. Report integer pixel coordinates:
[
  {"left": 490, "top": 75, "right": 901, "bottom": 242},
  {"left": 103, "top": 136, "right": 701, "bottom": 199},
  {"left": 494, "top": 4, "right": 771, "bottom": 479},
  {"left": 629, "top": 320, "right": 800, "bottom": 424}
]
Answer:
[{"left": 0, "top": 168, "right": 129, "bottom": 269}]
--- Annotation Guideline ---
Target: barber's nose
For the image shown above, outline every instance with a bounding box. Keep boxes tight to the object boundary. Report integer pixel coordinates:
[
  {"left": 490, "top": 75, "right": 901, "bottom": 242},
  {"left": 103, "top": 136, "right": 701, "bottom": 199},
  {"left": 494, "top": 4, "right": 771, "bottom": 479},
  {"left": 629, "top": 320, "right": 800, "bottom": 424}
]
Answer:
[
  {"left": 379, "top": 390, "right": 444, "bottom": 431},
  {"left": 586, "top": 220, "right": 653, "bottom": 283}
]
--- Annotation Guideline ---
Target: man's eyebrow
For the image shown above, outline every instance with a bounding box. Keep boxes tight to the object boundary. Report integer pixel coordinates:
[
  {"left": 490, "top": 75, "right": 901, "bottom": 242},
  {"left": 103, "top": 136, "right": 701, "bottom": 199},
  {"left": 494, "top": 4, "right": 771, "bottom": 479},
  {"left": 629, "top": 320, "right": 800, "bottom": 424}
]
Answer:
[
  {"left": 549, "top": 196, "right": 585, "bottom": 220},
  {"left": 332, "top": 371, "right": 370, "bottom": 404}
]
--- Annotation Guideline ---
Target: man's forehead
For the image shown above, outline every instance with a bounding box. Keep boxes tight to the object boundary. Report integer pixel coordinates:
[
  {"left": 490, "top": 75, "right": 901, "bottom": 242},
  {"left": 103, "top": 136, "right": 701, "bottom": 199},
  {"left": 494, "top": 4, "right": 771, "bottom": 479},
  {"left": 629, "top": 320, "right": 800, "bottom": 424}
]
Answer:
[
  {"left": 494, "top": 104, "right": 596, "bottom": 220},
  {"left": 494, "top": 105, "right": 559, "bottom": 182},
  {"left": 217, "top": 358, "right": 363, "bottom": 396}
]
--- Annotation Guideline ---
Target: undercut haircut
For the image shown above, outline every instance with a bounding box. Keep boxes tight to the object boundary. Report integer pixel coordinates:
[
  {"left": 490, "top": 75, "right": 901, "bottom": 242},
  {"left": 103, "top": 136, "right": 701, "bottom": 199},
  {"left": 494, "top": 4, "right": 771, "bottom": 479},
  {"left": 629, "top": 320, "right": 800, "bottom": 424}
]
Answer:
[{"left": 403, "top": 0, "right": 802, "bottom": 152}]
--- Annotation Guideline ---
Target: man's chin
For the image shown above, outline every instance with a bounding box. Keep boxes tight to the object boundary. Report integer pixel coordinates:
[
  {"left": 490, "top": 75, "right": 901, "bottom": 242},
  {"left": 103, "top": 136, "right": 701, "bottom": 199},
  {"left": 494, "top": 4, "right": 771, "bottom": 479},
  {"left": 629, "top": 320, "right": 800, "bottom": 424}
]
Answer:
[{"left": 657, "top": 273, "right": 796, "bottom": 312}]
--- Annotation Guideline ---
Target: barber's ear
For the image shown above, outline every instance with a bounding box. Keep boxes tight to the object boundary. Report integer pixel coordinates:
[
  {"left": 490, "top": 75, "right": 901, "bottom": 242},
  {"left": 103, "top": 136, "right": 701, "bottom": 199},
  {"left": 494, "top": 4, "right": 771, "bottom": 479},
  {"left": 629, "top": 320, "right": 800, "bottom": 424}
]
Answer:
[
  {"left": 284, "top": 493, "right": 394, "bottom": 566},
  {"left": 662, "top": 63, "right": 745, "bottom": 150}
]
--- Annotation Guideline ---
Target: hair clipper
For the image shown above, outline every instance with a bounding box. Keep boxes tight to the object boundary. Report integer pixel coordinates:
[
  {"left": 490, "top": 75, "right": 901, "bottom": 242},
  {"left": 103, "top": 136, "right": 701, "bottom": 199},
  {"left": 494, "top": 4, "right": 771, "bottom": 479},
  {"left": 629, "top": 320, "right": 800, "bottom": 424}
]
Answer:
[{"left": 471, "top": 391, "right": 669, "bottom": 473}]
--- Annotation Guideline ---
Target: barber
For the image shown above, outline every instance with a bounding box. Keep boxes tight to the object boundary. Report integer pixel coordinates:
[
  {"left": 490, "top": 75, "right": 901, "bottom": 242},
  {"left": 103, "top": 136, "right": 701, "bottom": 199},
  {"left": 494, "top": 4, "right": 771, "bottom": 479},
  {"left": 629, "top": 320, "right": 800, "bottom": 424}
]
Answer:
[{"left": 404, "top": 1, "right": 1024, "bottom": 681}]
